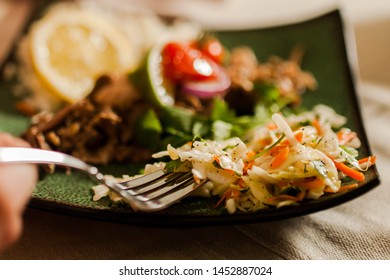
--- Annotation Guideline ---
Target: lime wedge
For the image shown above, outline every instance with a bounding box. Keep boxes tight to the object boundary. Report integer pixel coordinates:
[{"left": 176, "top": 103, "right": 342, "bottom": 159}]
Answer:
[{"left": 131, "top": 45, "right": 175, "bottom": 108}]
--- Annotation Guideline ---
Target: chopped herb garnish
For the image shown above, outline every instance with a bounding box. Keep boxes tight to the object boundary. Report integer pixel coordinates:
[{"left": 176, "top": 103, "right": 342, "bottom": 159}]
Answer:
[
  {"left": 252, "top": 133, "right": 286, "bottom": 159},
  {"left": 165, "top": 159, "right": 183, "bottom": 172},
  {"left": 312, "top": 160, "right": 328, "bottom": 178}
]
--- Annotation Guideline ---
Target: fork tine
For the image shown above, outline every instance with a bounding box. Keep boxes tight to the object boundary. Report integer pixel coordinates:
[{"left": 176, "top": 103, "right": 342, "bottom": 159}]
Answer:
[
  {"left": 131, "top": 173, "right": 194, "bottom": 201},
  {"left": 111, "top": 176, "right": 208, "bottom": 212},
  {"left": 111, "top": 170, "right": 208, "bottom": 211},
  {"left": 122, "top": 171, "right": 188, "bottom": 192},
  {"left": 120, "top": 170, "right": 168, "bottom": 188},
  {"left": 153, "top": 178, "right": 208, "bottom": 208}
]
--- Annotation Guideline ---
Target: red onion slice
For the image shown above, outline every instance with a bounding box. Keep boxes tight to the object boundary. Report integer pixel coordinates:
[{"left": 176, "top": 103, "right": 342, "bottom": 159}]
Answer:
[{"left": 182, "top": 65, "right": 231, "bottom": 99}]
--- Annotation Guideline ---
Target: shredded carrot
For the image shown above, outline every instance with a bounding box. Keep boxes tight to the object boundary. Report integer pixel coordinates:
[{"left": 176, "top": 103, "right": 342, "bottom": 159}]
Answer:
[
  {"left": 269, "top": 145, "right": 286, "bottom": 156},
  {"left": 270, "top": 146, "right": 289, "bottom": 169},
  {"left": 238, "top": 178, "right": 246, "bottom": 188},
  {"left": 257, "top": 137, "right": 272, "bottom": 148},
  {"left": 312, "top": 118, "right": 323, "bottom": 136},
  {"left": 281, "top": 130, "right": 304, "bottom": 145},
  {"left": 215, "top": 188, "right": 240, "bottom": 208},
  {"left": 246, "top": 151, "right": 256, "bottom": 160},
  {"left": 187, "top": 141, "right": 193, "bottom": 145},
  {"left": 338, "top": 183, "right": 359, "bottom": 192},
  {"left": 267, "top": 122, "right": 278, "bottom": 130},
  {"left": 296, "top": 178, "right": 325, "bottom": 190},
  {"left": 337, "top": 130, "right": 357, "bottom": 145},
  {"left": 223, "top": 169, "right": 235, "bottom": 176},
  {"left": 213, "top": 155, "right": 221, "bottom": 165},
  {"left": 213, "top": 156, "right": 236, "bottom": 175},
  {"left": 324, "top": 187, "right": 334, "bottom": 193},
  {"left": 232, "top": 189, "right": 240, "bottom": 198},
  {"left": 215, "top": 193, "right": 228, "bottom": 208},
  {"left": 358, "top": 155, "right": 377, "bottom": 165},
  {"left": 193, "top": 175, "right": 201, "bottom": 184},
  {"left": 294, "top": 131, "right": 304, "bottom": 143},
  {"left": 333, "top": 160, "right": 365, "bottom": 182},
  {"left": 252, "top": 133, "right": 286, "bottom": 159},
  {"left": 243, "top": 161, "right": 254, "bottom": 175}
]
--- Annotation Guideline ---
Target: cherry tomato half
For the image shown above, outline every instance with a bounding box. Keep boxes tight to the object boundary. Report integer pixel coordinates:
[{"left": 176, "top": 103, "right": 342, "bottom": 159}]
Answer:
[
  {"left": 162, "top": 42, "right": 220, "bottom": 83},
  {"left": 199, "top": 37, "right": 225, "bottom": 64}
]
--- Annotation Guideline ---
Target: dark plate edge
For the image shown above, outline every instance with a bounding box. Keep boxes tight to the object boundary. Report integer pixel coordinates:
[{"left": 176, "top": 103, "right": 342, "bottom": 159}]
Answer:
[{"left": 28, "top": 175, "right": 380, "bottom": 227}]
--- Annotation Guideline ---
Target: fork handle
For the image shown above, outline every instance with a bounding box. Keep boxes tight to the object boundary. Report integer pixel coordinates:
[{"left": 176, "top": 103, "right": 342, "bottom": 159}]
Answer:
[
  {"left": 0, "top": 147, "right": 162, "bottom": 211},
  {"left": 0, "top": 147, "right": 95, "bottom": 174}
]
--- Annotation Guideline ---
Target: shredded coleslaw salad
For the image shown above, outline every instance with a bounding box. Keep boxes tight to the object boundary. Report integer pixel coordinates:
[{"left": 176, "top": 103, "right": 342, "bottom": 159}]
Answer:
[
  {"left": 93, "top": 104, "right": 376, "bottom": 213},
  {"left": 151, "top": 104, "right": 375, "bottom": 213}
]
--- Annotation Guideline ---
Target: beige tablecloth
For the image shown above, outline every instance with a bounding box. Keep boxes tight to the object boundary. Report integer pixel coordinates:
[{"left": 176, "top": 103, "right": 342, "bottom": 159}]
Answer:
[{"left": 0, "top": 0, "right": 389, "bottom": 260}]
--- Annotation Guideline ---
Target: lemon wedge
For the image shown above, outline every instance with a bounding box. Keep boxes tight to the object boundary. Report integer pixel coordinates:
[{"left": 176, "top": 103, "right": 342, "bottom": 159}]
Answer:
[{"left": 29, "top": 4, "right": 135, "bottom": 103}]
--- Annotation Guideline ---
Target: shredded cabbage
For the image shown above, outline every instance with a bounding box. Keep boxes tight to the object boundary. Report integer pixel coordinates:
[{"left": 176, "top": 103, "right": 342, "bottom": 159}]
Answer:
[{"left": 93, "top": 105, "right": 375, "bottom": 213}]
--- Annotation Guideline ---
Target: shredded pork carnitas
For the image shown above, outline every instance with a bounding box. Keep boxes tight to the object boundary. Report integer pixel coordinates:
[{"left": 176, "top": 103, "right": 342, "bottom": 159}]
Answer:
[
  {"left": 23, "top": 74, "right": 152, "bottom": 172},
  {"left": 225, "top": 46, "right": 317, "bottom": 113}
]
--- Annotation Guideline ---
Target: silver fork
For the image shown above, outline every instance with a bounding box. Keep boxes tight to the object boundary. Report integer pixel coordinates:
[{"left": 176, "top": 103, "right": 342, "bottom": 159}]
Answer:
[{"left": 0, "top": 147, "right": 208, "bottom": 212}]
